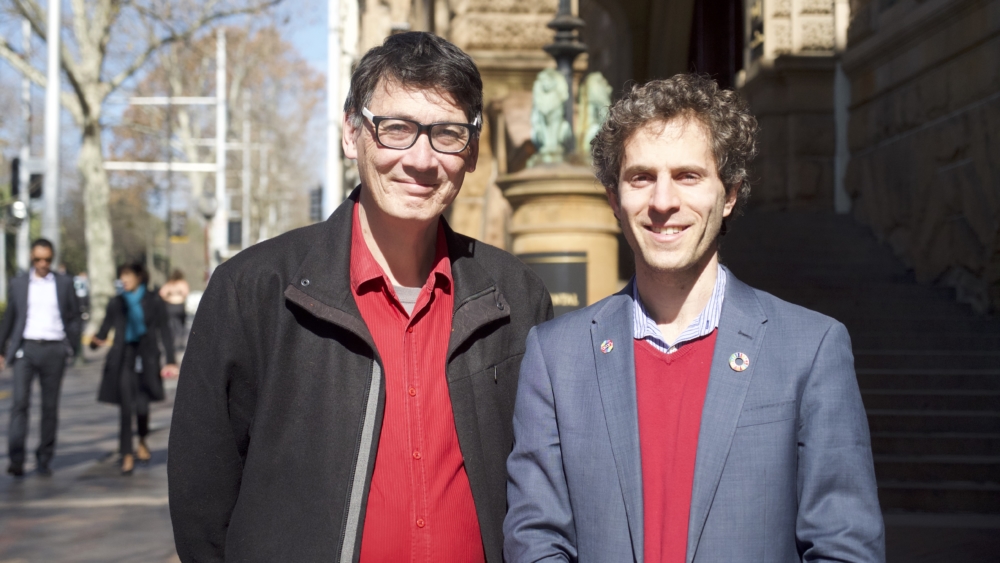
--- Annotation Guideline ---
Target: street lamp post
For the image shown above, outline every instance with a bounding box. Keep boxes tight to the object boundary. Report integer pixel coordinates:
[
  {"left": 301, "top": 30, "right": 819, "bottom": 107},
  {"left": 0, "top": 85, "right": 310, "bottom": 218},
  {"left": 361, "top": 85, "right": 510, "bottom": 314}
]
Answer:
[{"left": 542, "top": 0, "right": 587, "bottom": 150}]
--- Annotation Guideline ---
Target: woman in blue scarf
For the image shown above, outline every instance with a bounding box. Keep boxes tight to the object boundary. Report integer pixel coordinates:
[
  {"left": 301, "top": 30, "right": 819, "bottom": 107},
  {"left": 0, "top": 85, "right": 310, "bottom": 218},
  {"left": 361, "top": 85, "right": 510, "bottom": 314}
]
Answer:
[{"left": 91, "top": 262, "right": 178, "bottom": 474}]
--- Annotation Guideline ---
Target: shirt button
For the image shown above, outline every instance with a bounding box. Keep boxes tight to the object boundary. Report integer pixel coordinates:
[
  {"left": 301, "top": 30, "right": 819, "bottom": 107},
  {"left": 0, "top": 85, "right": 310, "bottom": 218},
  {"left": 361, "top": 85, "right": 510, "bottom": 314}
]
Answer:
[
  {"left": 407, "top": 326, "right": 414, "bottom": 333},
  {"left": 412, "top": 451, "right": 422, "bottom": 460},
  {"left": 416, "top": 518, "right": 425, "bottom": 528},
  {"left": 408, "top": 387, "right": 416, "bottom": 397}
]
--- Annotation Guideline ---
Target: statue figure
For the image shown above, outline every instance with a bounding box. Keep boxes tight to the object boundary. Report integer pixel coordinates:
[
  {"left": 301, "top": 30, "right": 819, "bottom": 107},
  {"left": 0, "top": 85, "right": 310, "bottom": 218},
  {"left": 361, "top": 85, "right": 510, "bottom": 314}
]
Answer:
[
  {"left": 577, "top": 72, "right": 612, "bottom": 160},
  {"left": 529, "top": 68, "right": 572, "bottom": 166}
]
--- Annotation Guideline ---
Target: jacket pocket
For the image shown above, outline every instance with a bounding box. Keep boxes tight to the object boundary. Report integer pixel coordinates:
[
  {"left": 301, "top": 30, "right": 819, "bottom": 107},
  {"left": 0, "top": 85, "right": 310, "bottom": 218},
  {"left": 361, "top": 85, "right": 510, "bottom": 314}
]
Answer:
[{"left": 736, "top": 400, "right": 797, "bottom": 428}]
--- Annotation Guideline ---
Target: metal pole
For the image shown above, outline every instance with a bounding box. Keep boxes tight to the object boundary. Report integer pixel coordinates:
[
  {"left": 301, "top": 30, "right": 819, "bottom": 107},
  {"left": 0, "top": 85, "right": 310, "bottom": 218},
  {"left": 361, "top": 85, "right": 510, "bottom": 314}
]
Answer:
[
  {"left": 241, "top": 92, "right": 251, "bottom": 249},
  {"left": 210, "top": 29, "right": 228, "bottom": 273},
  {"left": 17, "top": 20, "right": 31, "bottom": 274},
  {"left": 325, "top": 0, "right": 344, "bottom": 219},
  {"left": 543, "top": 0, "right": 586, "bottom": 153},
  {"left": 42, "top": 0, "right": 61, "bottom": 257},
  {"left": 258, "top": 146, "right": 269, "bottom": 241}
]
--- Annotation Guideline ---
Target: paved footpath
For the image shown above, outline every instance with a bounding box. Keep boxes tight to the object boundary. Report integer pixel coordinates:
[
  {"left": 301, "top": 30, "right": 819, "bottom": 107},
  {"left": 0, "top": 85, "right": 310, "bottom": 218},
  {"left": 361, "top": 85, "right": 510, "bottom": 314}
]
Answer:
[{"left": 0, "top": 348, "right": 179, "bottom": 563}]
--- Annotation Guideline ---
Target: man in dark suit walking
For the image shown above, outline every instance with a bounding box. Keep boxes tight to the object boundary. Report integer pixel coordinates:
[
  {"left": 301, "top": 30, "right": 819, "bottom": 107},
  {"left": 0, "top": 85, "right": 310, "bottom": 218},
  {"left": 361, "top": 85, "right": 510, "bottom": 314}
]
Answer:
[{"left": 0, "top": 239, "right": 81, "bottom": 477}]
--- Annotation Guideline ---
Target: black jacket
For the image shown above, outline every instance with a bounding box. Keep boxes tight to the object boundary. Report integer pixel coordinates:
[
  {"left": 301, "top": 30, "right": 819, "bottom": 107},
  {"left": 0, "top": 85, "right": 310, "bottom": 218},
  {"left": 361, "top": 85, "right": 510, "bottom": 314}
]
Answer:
[
  {"left": 0, "top": 271, "right": 81, "bottom": 360},
  {"left": 168, "top": 191, "right": 553, "bottom": 562},
  {"left": 95, "top": 290, "right": 175, "bottom": 404}
]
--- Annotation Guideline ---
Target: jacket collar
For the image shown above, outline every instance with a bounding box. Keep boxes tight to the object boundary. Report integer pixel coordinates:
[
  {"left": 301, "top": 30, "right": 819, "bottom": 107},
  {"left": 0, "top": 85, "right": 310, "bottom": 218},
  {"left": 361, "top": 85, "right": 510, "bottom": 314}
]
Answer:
[
  {"left": 589, "top": 267, "right": 768, "bottom": 563},
  {"left": 686, "top": 268, "right": 767, "bottom": 563},
  {"left": 284, "top": 186, "right": 510, "bottom": 361}
]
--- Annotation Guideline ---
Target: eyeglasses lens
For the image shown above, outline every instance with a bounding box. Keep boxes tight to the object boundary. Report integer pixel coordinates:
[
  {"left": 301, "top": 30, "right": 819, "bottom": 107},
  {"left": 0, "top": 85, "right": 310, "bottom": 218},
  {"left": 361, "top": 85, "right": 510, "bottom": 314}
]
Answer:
[{"left": 376, "top": 119, "right": 470, "bottom": 153}]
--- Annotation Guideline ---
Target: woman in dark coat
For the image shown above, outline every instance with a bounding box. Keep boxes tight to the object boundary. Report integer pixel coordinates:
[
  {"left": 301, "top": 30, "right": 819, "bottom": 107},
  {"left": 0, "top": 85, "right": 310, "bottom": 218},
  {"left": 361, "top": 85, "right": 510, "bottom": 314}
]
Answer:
[{"left": 91, "top": 262, "right": 178, "bottom": 474}]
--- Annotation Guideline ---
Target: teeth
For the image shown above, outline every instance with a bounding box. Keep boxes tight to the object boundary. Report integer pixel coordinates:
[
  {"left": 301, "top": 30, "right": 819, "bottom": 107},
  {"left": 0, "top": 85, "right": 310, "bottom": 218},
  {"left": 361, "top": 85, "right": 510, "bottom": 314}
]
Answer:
[{"left": 653, "top": 226, "right": 684, "bottom": 235}]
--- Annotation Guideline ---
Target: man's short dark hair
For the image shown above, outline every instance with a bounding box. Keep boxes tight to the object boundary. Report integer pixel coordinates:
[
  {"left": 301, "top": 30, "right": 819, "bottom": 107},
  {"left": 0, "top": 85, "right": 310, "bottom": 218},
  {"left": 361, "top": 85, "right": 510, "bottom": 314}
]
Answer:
[
  {"left": 344, "top": 32, "right": 483, "bottom": 131},
  {"left": 592, "top": 74, "right": 758, "bottom": 213},
  {"left": 31, "top": 238, "right": 54, "bottom": 253}
]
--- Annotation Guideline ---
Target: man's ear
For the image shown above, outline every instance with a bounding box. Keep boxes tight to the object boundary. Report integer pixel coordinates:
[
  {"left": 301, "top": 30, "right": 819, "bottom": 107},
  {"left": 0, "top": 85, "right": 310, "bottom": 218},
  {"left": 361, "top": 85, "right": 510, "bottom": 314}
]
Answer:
[
  {"left": 722, "top": 181, "right": 740, "bottom": 217},
  {"left": 606, "top": 187, "right": 621, "bottom": 219},
  {"left": 342, "top": 114, "right": 359, "bottom": 160},
  {"left": 465, "top": 137, "right": 479, "bottom": 173}
]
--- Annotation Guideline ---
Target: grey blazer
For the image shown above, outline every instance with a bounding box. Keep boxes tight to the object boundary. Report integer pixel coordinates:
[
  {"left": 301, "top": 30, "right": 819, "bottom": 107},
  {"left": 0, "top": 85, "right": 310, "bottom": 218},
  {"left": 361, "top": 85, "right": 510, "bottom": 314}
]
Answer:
[
  {"left": 504, "top": 269, "right": 885, "bottom": 563},
  {"left": 0, "top": 272, "right": 81, "bottom": 361}
]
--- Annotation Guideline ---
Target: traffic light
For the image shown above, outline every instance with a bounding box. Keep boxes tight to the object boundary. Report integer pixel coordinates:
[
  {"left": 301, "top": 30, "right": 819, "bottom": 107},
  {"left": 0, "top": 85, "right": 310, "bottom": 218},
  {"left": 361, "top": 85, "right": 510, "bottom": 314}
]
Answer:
[{"left": 10, "top": 158, "right": 42, "bottom": 198}]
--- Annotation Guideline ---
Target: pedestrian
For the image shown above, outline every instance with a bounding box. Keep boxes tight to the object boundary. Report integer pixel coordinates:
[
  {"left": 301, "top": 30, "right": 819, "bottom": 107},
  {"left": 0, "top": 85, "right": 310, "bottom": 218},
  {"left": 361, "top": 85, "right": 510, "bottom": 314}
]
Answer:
[
  {"left": 168, "top": 31, "right": 552, "bottom": 562},
  {"left": 158, "top": 269, "right": 189, "bottom": 353},
  {"left": 91, "top": 262, "right": 178, "bottom": 475},
  {"left": 503, "top": 75, "right": 885, "bottom": 562},
  {"left": 0, "top": 238, "right": 81, "bottom": 477}
]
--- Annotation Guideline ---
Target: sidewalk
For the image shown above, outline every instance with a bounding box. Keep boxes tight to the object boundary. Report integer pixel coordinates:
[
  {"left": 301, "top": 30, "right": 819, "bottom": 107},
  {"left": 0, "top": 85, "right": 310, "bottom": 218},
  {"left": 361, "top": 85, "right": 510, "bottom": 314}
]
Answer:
[{"left": 0, "top": 348, "right": 179, "bottom": 563}]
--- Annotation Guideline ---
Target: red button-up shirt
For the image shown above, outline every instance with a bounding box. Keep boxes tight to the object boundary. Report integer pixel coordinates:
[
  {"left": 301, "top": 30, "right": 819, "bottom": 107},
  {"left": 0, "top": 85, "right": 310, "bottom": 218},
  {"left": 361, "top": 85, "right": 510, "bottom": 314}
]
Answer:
[{"left": 351, "top": 203, "right": 485, "bottom": 563}]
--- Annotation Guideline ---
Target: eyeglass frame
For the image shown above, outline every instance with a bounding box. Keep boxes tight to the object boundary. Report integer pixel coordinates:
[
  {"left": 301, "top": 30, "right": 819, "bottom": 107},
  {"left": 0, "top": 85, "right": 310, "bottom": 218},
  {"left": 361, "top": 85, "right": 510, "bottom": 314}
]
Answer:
[{"left": 361, "top": 107, "right": 481, "bottom": 154}]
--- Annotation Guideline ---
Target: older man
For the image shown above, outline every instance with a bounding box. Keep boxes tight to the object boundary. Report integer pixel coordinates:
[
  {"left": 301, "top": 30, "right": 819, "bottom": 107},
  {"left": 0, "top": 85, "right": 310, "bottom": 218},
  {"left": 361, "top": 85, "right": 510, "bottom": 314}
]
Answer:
[
  {"left": 503, "top": 75, "right": 884, "bottom": 562},
  {"left": 168, "top": 32, "right": 552, "bottom": 562}
]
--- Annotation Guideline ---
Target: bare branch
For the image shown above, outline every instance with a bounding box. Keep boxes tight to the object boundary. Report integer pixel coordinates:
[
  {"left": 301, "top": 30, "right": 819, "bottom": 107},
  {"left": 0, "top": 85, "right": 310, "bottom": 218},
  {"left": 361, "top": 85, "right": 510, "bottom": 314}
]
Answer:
[
  {"left": 105, "top": 0, "right": 285, "bottom": 96},
  {"left": 11, "top": 0, "right": 45, "bottom": 40},
  {"left": 0, "top": 33, "right": 44, "bottom": 84}
]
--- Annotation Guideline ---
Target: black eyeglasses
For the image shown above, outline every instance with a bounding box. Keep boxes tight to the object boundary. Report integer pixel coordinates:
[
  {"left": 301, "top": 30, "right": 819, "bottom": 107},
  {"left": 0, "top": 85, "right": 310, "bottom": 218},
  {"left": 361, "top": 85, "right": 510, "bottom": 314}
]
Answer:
[
  {"left": 31, "top": 256, "right": 52, "bottom": 264},
  {"left": 362, "top": 107, "right": 479, "bottom": 154}
]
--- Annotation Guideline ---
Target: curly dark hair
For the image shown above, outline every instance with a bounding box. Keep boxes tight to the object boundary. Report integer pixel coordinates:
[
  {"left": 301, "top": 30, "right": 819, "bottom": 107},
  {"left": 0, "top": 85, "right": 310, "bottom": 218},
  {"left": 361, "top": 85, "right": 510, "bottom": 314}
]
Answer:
[{"left": 592, "top": 74, "right": 758, "bottom": 212}]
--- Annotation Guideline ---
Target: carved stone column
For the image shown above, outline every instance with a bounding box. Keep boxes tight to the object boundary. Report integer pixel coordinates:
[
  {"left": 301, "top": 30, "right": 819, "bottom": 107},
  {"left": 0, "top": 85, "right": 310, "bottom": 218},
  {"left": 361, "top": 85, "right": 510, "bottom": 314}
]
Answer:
[{"left": 740, "top": 0, "right": 839, "bottom": 210}]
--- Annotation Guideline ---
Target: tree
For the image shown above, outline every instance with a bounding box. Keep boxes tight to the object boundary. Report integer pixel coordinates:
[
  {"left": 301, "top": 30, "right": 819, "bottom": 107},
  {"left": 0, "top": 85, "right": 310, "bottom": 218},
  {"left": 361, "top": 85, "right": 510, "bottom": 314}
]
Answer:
[
  {"left": 107, "top": 25, "right": 321, "bottom": 273},
  {"left": 0, "top": 0, "right": 284, "bottom": 330}
]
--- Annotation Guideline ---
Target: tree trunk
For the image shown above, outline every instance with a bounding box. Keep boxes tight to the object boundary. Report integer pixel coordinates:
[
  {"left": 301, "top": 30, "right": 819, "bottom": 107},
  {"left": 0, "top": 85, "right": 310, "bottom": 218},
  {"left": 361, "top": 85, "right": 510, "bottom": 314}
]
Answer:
[{"left": 78, "top": 120, "right": 116, "bottom": 333}]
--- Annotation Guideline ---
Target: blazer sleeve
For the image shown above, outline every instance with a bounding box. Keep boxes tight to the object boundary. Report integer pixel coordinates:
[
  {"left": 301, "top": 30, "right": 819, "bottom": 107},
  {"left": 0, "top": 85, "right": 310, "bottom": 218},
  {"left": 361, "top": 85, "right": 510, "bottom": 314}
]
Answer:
[
  {"left": 504, "top": 327, "right": 577, "bottom": 563},
  {"left": 62, "top": 278, "right": 82, "bottom": 354},
  {"left": 0, "top": 279, "right": 17, "bottom": 356},
  {"left": 796, "top": 321, "right": 886, "bottom": 562},
  {"left": 168, "top": 269, "right": 253, "bottom": 563}
]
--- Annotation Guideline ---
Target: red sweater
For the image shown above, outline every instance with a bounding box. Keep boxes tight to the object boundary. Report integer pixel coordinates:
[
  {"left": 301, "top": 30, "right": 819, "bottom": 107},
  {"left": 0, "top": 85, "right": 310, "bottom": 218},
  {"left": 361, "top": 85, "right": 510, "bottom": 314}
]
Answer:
[
  {"left": 351, "top": 204, "right": 484, "bottom": 563},
  {"left": 634, "top": 332, "right": 716, "bottom": 563}
]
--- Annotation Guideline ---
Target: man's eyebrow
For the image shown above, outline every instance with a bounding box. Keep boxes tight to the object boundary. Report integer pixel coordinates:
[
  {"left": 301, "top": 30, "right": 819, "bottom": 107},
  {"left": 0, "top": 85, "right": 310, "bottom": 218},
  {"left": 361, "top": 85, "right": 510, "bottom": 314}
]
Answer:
[
  {"left": 620, "top": 164, "right": 655, "bottom": 178},
  {"left": 672, "top": 164, "right": 710, "bottom": 176}
]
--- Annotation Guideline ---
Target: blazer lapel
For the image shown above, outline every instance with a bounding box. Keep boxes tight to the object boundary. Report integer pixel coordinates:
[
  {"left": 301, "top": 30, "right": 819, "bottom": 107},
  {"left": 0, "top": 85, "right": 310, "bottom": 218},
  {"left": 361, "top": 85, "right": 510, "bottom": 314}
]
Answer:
[
  {"left": 686, "top": 271, "right": 768, "bottom": 563},
  {"left": 591, "top": 288, "right": 645, "bottom": 562}
]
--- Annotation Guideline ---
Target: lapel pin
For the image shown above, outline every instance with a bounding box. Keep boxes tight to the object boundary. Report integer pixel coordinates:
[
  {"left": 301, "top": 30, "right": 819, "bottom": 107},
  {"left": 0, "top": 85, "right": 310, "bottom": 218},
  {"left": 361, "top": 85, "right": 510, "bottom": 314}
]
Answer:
[
  {"left": 729, "top": 352, "right": 750, "bottom": 372},
  {"left": 600, "top": 339, "right": 614, "bottom": 354}
]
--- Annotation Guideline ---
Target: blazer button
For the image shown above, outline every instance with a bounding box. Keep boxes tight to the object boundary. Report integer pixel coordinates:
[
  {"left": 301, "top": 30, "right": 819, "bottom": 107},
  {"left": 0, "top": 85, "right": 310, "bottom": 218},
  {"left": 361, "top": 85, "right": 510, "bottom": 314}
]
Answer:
[{"left": 300, "top": 279, "right": 310, "bottom": 287}]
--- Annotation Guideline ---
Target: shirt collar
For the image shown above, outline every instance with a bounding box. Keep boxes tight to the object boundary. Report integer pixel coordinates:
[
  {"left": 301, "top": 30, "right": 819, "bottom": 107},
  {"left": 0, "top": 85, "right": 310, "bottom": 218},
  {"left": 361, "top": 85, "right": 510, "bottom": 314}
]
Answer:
[
  {"left": 348, "top": 200, "right": 452, "bottom": 296},
  {"left": 30, "top": 269, "right": 55, "bottom": 283},
  {"left": 631, "top": 264, "right": 727, "bottom": 353}
]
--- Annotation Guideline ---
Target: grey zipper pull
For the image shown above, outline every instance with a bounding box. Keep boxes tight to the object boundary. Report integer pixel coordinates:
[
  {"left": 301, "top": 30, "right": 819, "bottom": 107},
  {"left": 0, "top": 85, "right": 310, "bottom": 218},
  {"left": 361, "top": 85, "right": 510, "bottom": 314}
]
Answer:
[{"left": 493, "top": 365, "right": 498, "bottom": 384}]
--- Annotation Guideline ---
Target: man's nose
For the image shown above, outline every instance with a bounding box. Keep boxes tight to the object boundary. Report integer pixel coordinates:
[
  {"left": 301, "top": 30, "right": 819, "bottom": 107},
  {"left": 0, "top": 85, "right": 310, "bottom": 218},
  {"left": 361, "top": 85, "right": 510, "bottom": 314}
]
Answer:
[
  {"left": 401, "top": 132, "right": 439, "bottom": 171},
  {"left": 649, "top": 178, "right": 681, "bottom": 214}
]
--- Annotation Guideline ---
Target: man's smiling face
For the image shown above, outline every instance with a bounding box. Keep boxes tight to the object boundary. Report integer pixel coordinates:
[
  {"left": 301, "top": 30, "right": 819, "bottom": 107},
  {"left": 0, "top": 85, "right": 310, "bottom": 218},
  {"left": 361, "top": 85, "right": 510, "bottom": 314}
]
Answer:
[
  {"left": 343, "top": 79, "right": 478, "bottom": 225},
  {"left": 609, "top": 116, "right": 736, "bottom": 279}
]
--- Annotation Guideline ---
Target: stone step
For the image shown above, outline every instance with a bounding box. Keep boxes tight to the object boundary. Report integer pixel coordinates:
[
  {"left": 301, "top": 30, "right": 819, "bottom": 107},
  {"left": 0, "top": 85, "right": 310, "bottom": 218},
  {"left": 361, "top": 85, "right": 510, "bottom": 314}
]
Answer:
[
  {"left": 870, "top": 432, "right": 1000, "bottom": 457},
  {"left": 874, "top": 455, "right": 1000, "bottom": 483},
  {"left": 839, "top": 317, "right": 1000, "bottom": 334},
  {"left": 877, "top": 481, "right": 1000, "bottom": 513},
  {"left": 850, "top": 333, "right": 1000, "bottom": 352},
  {"left": 867, "top": 410, "right": 1000, "bottom": 433},
  {"left": 855, "top": 351, "right": 1000, "bottom": 371},
  {"left": 857, "top": 369, "right": 1000, "bottom": 391},
  {"left": 862, "top": 390, "right": 1000, "bottom": 411}
]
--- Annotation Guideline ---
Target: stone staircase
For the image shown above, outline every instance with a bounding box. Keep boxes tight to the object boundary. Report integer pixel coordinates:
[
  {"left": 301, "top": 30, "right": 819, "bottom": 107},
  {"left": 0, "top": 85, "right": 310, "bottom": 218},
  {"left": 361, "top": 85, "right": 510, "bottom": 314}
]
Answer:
[{"left": 720, "top": 210, "right": 1000, "bottom": 518}]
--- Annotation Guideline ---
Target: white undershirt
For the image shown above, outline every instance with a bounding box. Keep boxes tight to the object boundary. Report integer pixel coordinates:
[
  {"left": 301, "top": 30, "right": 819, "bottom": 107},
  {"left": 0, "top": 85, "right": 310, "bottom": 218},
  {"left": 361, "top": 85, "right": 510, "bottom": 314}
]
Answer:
[{"left": 22, "top": 270, "right": 66, "bottom": 341}]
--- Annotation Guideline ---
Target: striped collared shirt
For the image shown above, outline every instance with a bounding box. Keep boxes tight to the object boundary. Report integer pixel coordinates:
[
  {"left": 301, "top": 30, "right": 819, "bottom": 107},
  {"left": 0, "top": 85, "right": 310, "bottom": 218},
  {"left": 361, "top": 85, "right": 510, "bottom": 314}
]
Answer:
[{"left": 632, "top": 264, "right": 727, "bottom": 354}]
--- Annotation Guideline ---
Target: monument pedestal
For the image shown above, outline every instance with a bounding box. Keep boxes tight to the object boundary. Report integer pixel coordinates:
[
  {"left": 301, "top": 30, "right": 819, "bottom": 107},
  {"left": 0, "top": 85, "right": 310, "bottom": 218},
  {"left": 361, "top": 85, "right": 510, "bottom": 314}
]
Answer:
[{"left": 497, "top": 163, "right": 618, "bottom": 315}]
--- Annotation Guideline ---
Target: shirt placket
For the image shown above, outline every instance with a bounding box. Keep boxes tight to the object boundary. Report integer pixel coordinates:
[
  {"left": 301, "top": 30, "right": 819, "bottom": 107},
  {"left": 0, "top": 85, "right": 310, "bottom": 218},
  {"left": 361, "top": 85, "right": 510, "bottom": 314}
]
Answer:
[{"left": 404, "top": 286, "right": 432, "bottom": 563}]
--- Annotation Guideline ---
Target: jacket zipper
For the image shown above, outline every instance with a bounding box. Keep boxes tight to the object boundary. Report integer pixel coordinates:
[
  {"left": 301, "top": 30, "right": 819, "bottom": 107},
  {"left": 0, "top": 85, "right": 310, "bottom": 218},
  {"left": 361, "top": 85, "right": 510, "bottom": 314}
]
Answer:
[{"left": 338, "top": 359, "right": 382, "bottom": 563}]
